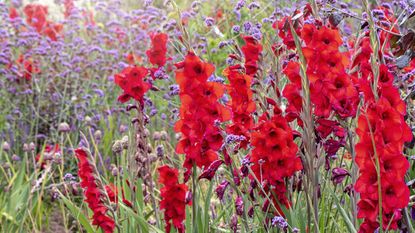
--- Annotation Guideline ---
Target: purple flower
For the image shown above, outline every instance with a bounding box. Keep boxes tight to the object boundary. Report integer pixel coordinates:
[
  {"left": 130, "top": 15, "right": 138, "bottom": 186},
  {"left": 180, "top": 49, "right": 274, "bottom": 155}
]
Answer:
[
  {"left": 248, "top": 2, "right": 260, "bottom": 10},
  {"left": 331, "top": 167, "right": 350, "bottom": 184},
  {"left": 235, "top": 0, "right": 245, "bottom": 10},
  {"left": 271, "top": 216, "right": 288, "bottom": 229},
  {"left": 235, "top": 196, "right": 244, "bottom": 215},
  {"left": 204, "top": 17, "right": 215, "bottom": 27},
  {"left": 225, "top": 134, "right": 246, "bottom": 144},
  {"left": 215, "top": 180, "right": 229, "bottom": 200},
  {"left": 232, "top": 25, "right": 240, "bottom": 34},
  {"left": 243, "top": 21, "right": 252, "bottom": 33}
]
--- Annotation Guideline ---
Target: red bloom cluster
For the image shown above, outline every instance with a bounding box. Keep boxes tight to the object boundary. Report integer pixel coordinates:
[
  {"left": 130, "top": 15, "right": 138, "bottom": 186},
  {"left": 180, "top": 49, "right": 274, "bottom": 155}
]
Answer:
[
  {"left": 174, "top": 52, "right": 231, "bottom": 179},
  {"left": 114, "top": 66, "right": 150, "bottom": 105},
  {"left": 250, "top": 112, "right": 302, "bottom": 211},
  {"left": 9, "top": 7, "right": 19, "bottom": 19},
  {"left": 224, "top": 66, "right": 256, "bottom": 148},
  {"left": 23, "top": 4, "right": 63, "bottom": 41},
  {"left": 283, "top": 25, "right": 359, "bottom": 120},
  {"left": 16, "top": 54, "right": 40, "bottom": 81},
  {"left": 273, "top": 4, "right": 312, "bottom": 50},
  {"left": 146, "top": 33, "right": 168, "bottom": 67},
  {"left": 355, "top": 99, "right": 411, "bottom": 231},
  {"left": 75, "top": 148, "right": 115, "bottom": 233},
  {"left": 241, "top": 36, "right": 262, "bottom": 77},
  {"left": 63, "top": 0, "right": 75, "bottom": 18},
  {"left": 158, "top": 165, "right": 189, "bottom": 233},
  {"left": 354, "top": 67, "right": 412, "bottom": 232}
]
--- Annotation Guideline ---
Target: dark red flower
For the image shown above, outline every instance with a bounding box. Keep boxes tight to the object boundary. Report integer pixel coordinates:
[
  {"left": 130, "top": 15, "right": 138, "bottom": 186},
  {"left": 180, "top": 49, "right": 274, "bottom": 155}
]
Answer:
[
  {"left": 146, "top": 33, "right": 169, "bottom": 67},
  {"left": 75, "top": 148, "right": 115, "bottom": 233},
  {"left": 158, "top": 165, "right": 189, "bottom": 233},
  {"left": 175, "top": 52, "right": 230, "bottom": 177},
  {"left": 241, "top": 36, "right": 262, "bottom": 76},
  {"left": 114, "top": 66, "right": 150, "bottom": 105}
]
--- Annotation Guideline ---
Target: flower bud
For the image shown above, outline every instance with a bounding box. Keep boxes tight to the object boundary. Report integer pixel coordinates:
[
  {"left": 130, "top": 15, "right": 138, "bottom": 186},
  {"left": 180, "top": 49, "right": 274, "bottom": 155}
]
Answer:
[
  {"left": 2, "top": 142, "right": 10, "bottom": 151},
  {"left": 58, "top": 122, "right": 71, "bottom": 133}
]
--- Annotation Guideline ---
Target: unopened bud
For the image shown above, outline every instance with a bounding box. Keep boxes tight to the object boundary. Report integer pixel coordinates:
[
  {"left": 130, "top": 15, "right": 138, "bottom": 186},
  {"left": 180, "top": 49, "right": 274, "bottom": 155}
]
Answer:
[
  {"left": 3, "top": 142, "right": 10, "bottom": 151},
  {"left": 58, "top": 122, "right": 71, "bottom": 133}
]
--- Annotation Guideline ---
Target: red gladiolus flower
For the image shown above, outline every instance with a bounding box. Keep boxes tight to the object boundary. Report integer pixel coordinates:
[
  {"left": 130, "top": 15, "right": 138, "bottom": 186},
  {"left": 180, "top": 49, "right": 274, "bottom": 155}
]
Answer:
[
  {"left": 75, "top": 148, "right": 115, "bottom": 233},
  {"left": 250, "top": 113, "right": 302, "bottom": 210},
  {"left": 224, "top": 66, "right": 256, "bottom": 149},
  {"left": 283, "top": 26, "right": 359, "bottom": 120},
  {"left": 63, "top": 0, "right": 75, "bottom": 18},
  {"left": 175, "top": 52, "right": 231, "bottom": 180},
  {"left": 241, "top": 36, "right": 262, "bottom": 77},
  {"left": 114, "top": 66, "right": 150, "bottom": 105},
  {"left": 158, "top": 165, "right": 189, "bottom": 233},
  {"left": 146, "top": 33, "right": 168, "bottom": 67},
  {"left": 16, "top": 55, "right": 40, "bottom": 81},
  {"left": 24, "top": 4, "right": 48, "bottom": 32},
  {"left": 9, "top": 7, "right": 19, "bottom": 19},
  {"left": 23, "top": 4, "right": 62, "bottom": 41},
  {"left": 354, "top": 64, "right": 412, "bottom": 232}
]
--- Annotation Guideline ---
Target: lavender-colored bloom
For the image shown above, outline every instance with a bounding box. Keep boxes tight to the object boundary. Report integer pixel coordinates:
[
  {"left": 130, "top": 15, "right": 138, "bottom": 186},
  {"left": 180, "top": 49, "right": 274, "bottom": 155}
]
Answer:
[
  {"left": 204, "top": 17, "right": 215, "bottom": 27},
  {"left": 233, "top": 9, "right": 241, "bottom": 21},
  {"left": 64, "top": 173, "right": 75, "bottom": 181},
  {"left": 225, "top": 134, "right": 246, "bottom": 144},
  {"left": 11, "top": 154, "right": 20, "bottom": 161},
  {"left": 168, "top": 84, "right": 179, "bottom": 96},
  {"left": 272, "top": 216, "right": 288, "bottom": 229},
  {"left": 252, "top": 33, "right": 262, "bottom": 41},
  {"left": 218, "top": 41, "right": 228, "bottom": 49},
  {"left": 156, "top": 145, "right": 164, "bottom": 157},
  {"left": 243, "top": 21, "right": 252, "bottom": 33},
  {"left": 248, "top": 2, "right": 260, "bottom": 10},
  {"left": 149, "top": 108, "right": 158, "bottom": 117},
  {"left": 235, "top": 0, "right": 245, "bottom": 10},
  {"left": 232, "top": 25, "right": 241, "bottom": 34}
]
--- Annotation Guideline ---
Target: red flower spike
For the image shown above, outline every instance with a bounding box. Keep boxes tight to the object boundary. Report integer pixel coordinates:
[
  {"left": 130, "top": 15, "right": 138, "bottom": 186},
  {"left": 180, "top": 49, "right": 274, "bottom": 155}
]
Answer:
[
  {"left": 158, "top": 165, "right": 189, "bottom": 233},
  {"left": 174, "top": 52, "right": 230, "bottom": 175},
  {"left": 241, "top": 36, "right": 262, "bottom": 77},
  {"left": 146, "top": 32, "right": 169, "bottom": 68},
  {"left": 75, "top": 148, "right": 115, "bottom": 233}
]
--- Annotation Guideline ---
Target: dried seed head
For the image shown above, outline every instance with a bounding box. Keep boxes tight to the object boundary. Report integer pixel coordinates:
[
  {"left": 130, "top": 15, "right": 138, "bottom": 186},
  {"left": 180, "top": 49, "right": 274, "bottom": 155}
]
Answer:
[
  {"left": 160, "top": 131, "right": 168, "bottom": 141},
  {"left": 111, "top": 166, "right": 119, "bottom": 176},
  {"left": 23, "top": 143, "right": 29, "bottom": 152},
  {"left": 58, "top": 122, "right": 71, "bottom": 133},
  {"left": 147, "top": 143, "right": 152, "bottom": 153},
  {"left": 153, "top": 131, "right": 161, "bottom": 141},
  {"left": 119, "top": 124, "right": 128, "bottom": 133},
  {"left": 144, "top": 129, "right": 150, "bottom": 137},
  {"left": 148, "top": 154, "right": 158, "bottom": 162},
  {"left": 11, "top": 154, "right": 21, "bottom": 161},
  {"left": 121, "top": 135, "right": 129, "bottom": 149},
  {"left": 94, "top": 130, "right": 102, "bottom": 140},
  {"left": 112, "top": 140, "right": 123, "bottom": 154},
  {"left": 29, "top": 142, "right": 36, "bottom": 151},
  {"left": 85, "top": 116, "right": 92, "bottom": 125}
]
